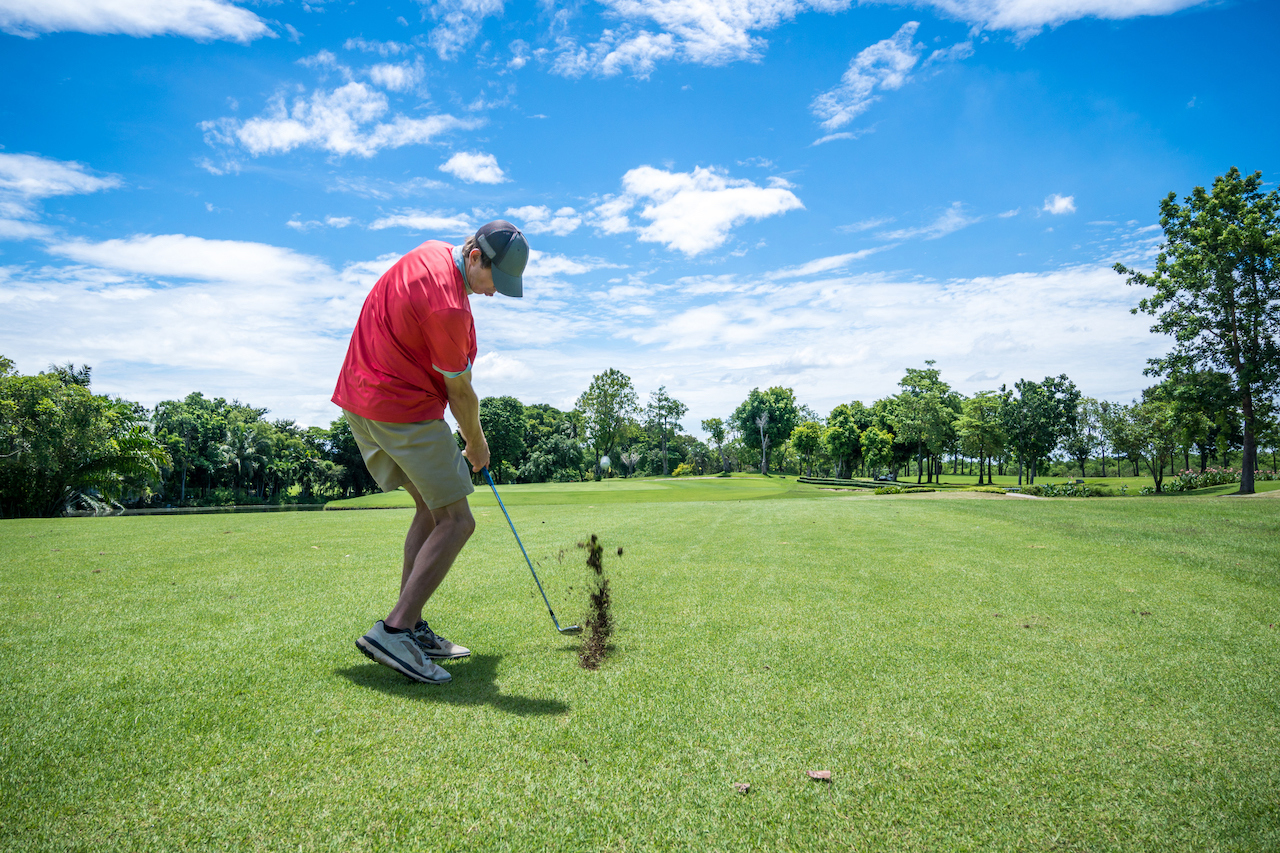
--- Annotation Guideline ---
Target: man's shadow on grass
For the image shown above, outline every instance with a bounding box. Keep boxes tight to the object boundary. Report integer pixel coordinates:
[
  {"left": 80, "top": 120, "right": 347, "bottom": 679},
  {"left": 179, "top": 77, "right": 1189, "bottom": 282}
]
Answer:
[{"left": 335, "top": 653, "right": 568, "bottom": 716}]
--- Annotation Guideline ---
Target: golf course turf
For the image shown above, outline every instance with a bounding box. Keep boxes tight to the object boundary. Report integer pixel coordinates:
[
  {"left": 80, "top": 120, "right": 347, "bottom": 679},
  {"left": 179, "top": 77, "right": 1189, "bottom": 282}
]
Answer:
[{"left": 2, "top": 479, "right": 1277, "bottom": 851}]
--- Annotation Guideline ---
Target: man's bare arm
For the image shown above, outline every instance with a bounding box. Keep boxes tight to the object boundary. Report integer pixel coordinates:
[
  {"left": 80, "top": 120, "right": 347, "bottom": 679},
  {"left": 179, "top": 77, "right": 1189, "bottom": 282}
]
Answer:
[{"left": 444, "top": 371, "right": 490, "bottom": 472}]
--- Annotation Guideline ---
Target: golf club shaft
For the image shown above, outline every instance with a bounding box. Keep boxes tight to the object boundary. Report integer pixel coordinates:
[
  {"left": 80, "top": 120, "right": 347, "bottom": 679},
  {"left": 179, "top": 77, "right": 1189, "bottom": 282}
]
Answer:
[{"left": 482, "top": 467, "right": 571, "bottom": 632}]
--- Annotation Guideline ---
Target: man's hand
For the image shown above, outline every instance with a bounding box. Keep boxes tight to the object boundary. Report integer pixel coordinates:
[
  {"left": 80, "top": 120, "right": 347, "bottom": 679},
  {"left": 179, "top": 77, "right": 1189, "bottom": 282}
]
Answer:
[
  {"left": 462, "top": 439, "right": 490, "bottom": 473},
  {"left": 444, "top": 370, "right": 489, "bottom": 472}
]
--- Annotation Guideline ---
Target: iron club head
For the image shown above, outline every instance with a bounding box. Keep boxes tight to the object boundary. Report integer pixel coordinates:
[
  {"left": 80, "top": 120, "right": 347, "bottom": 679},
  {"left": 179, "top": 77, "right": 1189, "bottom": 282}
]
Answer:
[{"left": 559, "top": 625, "right": 583, "bottom": 635}]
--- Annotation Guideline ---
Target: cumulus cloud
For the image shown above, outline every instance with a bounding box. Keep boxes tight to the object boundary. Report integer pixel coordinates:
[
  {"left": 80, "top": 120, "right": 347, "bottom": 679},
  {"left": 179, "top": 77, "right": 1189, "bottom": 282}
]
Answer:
[
  {"left": 506, "top": 205, "right": 582, "bottom": 236},
  {"left": 1043, "top": 193, "right": 1077, "bottom": 215},
  {"left": 202, "top": 83, "right": 477, "bottom": 158},
  {"left": 591, "top": 165, "right": 803, "bottom": 255},
  {"left": 440, "top": 151, "right": 507, "bottom": 184},
  {"left": 872, "top": 0, "right": 1212, "bottom": 36},
  {"left": 47, "top": 233, "right": 329, "bottom": 284},
  {"left": 367, "top": 210, "right": 473, "bottom": 233},
  {"left": 423, "top": 0, "right": 505, "bottom": 60},
  {"left": 542, "top": 0, "right": 851, "bottom": 78},
  {"left": 811, "top": 22, "right": 921, "bottom": 132},
  {"left": 878, "top": 202, "right": 979, "bottom": 240},
  {"left": 0, "top": 0, "right": 271, "bottom": 42}
]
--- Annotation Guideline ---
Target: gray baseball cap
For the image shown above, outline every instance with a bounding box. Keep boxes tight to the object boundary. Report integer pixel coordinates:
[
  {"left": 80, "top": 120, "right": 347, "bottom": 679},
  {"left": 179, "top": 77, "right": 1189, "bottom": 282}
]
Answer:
[{"left": 475, "top": 220, "right": 529, "bottom": 298}]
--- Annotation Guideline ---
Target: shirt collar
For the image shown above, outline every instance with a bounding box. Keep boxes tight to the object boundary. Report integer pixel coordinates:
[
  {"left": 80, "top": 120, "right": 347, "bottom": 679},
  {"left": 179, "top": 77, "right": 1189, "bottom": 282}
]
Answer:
[{"left": 451, "top": 244, "right": 473, "bottom": 295}]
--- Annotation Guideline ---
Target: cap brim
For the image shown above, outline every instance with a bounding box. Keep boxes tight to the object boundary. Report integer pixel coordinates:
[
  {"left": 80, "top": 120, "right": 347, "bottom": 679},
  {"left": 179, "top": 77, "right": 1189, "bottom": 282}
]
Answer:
[{"left": 491, "top": 266, "right": 522, "bottom": 297}]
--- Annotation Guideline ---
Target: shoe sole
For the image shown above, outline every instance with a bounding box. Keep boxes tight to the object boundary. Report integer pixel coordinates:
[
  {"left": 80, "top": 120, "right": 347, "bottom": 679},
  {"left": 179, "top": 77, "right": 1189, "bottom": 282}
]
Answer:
[
  {"left": 356, "top": 636, "right": 451, "bottom": 684},
  {"left": 421, "top": 648, "right": 471, "bottom": 660}
]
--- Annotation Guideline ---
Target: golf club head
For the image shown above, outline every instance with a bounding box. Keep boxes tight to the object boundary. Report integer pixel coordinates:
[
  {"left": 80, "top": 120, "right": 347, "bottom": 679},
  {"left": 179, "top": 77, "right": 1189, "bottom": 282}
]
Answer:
[{"left": 558, "top": 625, "right": 583, "bottom": 635}]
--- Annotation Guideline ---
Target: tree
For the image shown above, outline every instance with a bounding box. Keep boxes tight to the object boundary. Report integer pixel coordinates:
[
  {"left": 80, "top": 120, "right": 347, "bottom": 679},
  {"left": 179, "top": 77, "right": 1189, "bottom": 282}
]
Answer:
[
  {"left": 956, "top": 391, "right": 1005, "bottom": 485},
  {"left": 701, "top": 417, "right": 729, "bottom": 474},
  {"left": 1130, "top": 396, "right": 1180, "bottom": 492},
  {"left": 1063, "top": 398, "right": 1102, "bottom": 477},
  {"left": 824, "top": 403, "right": 864, "bottom": 478},
  {"left": 1001, "top": 375, "right": 1080, "bottom": 484},
  {"left": 1115, "top": 168, "right": 1280, "bottom": 494},
  {"left": 644, "top": 386, "right": 688, "bottom": 476},
  {"left": 478, "top": 396, "right": 527, "bottom": 483},
  {"left": 575, "top": 369, "right": 639, "bottom": 473},
  {"left": 860, "top": 426, "right": 894, "bottom": 477},
  {"left": 0, "top": 368, "right": 169, "bottom": 517},
  {"left": 894, "top": 362, "right": 954, "bottom": 483},
  {"left": 731, "top": 387, "right": 800, "bottom": 475},
  {"left": 791, "top": 421, "right": 824, "bottom": 477}
]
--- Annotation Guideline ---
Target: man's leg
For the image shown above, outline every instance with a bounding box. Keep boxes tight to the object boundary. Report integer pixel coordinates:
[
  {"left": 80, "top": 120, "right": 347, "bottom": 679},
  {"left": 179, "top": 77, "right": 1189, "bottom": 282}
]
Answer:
[
  {"left": 385, "top": 487, "right": 475, "bottom": 630},
  {"left": 400, "top": 483, "right": 436, "bottom": 594}
]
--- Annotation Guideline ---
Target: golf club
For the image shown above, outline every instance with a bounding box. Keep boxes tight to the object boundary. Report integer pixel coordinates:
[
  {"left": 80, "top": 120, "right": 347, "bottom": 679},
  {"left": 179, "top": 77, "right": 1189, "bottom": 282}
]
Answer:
[{"left": 482, "top": 467, "right": 582, "bottom": 635}]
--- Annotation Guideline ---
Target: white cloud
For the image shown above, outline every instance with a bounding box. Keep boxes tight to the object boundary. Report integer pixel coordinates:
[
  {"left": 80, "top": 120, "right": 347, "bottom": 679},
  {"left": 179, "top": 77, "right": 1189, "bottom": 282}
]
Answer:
[
  {"left": 811, "top": 22, "right": 921, "bottom": 132},
  {"left": 591, "top": 165, "right": 803, "bottom": 255},
  {"left": 325, "top": 216, "right": 353, "bottom": 228},
  {"left": 367, "top": 59, "right": 425, "bottom": 92},
  {"left": 343, "top": 37, "right": 411, "bottom": 56},
  {"left": 878, "top": 202, "right": 979, "bottom": 240},
  {"left": 0, "top": 153, "right": 123, "bottom": 200},
  {"left": 837, "top": 216, "right": 894, "bottom": 232},
  {"left": 541, "top": 0, "right": 852, "bottom": 77},
  {"left": 872, "top": 0, "right": 1212, "bottom": 36},
  {"left": 1043, "top": 193, "right": 1077, "bottom": 215},
  {"left": 423, "top": 0, "right": 505, "bottom": 60},
  {"left": 506, "top": 205, "right": 582, "bottom": 236},
  {"left": 764, "top": 247, "right": 895, "bottom": 279},
  {"left": 925, "top": 40, "right": 973, "bottom": 64},
  {"left": 0, "top": 0, "right": 271, "bottom": 42},
  {"left": 46, "top": 234, "right": 330, "bottom": 284},
  {"left": 524, "top": 249, "right": 622, "bottom": 278},
  {"left": 0, "top": 153, "right": 122, "bottom": 241},
  {"left": 329, "top": 175, "right": 449, "bottom": 199},
  {"left": 367, "top": 210, "right": 473, "bottom": 234},
  {"left": 203, "top": 83, "right": 477, "bottom": 158},
  {"left": 440, "top": 151, "right": 507, "bottom": 184}
]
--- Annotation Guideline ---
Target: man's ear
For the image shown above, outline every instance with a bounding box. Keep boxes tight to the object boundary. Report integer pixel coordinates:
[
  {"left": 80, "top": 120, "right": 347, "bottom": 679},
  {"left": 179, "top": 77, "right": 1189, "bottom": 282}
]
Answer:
[{"left": 469, "top": 248, "right": 483, "bottom": 263}]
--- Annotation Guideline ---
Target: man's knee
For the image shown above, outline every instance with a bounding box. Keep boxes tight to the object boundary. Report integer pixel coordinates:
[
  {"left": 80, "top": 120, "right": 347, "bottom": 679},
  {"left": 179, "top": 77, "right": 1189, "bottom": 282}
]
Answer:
[{"left": 435, "top": 499, "right": 476, "bottom": 541}]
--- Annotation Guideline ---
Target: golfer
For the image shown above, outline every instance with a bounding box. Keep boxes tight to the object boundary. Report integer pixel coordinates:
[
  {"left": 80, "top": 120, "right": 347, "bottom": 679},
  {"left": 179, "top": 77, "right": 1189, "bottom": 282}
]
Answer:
[{"left": 332, "top": 220, "right": 529, "bottom": 684}]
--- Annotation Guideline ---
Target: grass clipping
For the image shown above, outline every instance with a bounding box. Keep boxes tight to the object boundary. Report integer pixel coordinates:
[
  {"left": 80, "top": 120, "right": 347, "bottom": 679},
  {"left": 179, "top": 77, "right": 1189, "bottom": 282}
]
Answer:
[{"left": 576, "top": 534, "right": 614, "bottom": 669}]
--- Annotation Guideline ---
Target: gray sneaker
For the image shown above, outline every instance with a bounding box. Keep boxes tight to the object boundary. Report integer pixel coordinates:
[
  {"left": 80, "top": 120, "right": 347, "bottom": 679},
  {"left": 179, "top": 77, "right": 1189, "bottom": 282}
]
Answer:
[
  {"left": 412, "top": 620, "right": 471, "bottom": 659},
  {"left": 356, "top": 621, "right": 451, "bottom": 683}
]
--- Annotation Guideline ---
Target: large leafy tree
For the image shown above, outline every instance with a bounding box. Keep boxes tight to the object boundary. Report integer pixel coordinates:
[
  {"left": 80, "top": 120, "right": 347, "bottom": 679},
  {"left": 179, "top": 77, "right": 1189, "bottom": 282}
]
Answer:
[
  {"left": 894, "top": 362, "right": 954, "bottom": 483},
  {"left": 791, "top": 420, "right": 825, "bottom": 477},
  {"left": 956, "top": 391, "right": 1005, "bottom": 485},
  {"left": 644, "top": 386, "right": 688, "bottom": 476},
  {"left": 1000, "top": 375, "right": 1080, "bottom": 484},
  {"left": 478, "top": 395, "right": 527, "bottom": 483},
  {"left": 825, "top": 402, "right": 868, "bottom": 478},
  {"left": 700, "top": 417, "right": 730, "bottom": 474},
  {"left": 1115, "top": 168, "right": 1280, "bottom": 494},
  {"left": 0, "top": 366, "right": 169, "bottom": 517},
  {"left": 731, "top": 387, "right": 800, "bottom": 474},
  {"left": 1062, "top": 398, "right": 1102, "bottom": 478},
  {"left": 576, "top": 368, "right": 639, "bottom": 472}
]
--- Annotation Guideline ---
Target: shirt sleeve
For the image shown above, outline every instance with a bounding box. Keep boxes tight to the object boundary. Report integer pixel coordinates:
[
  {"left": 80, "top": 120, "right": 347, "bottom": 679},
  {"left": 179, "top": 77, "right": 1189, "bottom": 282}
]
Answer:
[{"left": 424, "top": 308, "right": 474, "bottom": 377}]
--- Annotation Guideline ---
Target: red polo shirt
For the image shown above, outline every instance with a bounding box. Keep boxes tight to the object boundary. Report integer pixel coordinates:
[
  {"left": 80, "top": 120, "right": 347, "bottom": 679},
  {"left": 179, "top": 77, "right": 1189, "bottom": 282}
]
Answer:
[{"left": 332, "top": 240, "right": 476, "bottom": 423}]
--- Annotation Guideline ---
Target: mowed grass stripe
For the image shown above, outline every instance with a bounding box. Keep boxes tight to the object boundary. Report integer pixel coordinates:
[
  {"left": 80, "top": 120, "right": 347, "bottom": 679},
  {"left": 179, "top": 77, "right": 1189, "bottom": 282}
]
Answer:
[{"left": 1, "top": 496, "right": 1277, "bottom": 851}]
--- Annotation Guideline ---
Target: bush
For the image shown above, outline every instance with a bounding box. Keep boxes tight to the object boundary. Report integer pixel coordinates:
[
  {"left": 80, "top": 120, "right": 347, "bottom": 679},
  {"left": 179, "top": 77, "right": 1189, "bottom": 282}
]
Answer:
[
  {"left": 874, "top": 485, "right": 902, "bottom": 495},
  {"left": 671, "top": 462, "right": 696, "bottom": 477},
  {"left": 1165, "top": 467, "right": 1279, "bottom": 492},
  {"left": 964, "top": 486, "right": 1007, "bottom": 494},
  {"left": 903, "top": 487, "right": 935, "bottom": 493},
  {"left": 1021, "top": 482, "right": 1115, "bottom": 497}
]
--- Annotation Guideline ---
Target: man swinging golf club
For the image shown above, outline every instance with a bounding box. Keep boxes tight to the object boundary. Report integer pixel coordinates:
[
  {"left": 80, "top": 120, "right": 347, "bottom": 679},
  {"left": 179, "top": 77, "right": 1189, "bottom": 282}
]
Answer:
[{"left": 332, "top": 220, "right": 529, "bottom": 684}]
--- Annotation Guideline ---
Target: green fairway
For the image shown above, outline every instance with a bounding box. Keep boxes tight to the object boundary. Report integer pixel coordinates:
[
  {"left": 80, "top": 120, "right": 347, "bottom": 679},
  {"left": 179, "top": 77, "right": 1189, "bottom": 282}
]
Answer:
[
  {"left": 326, "top": 472, "right": 835, "bottom": 508},
  {"left": 3, "top": 490, "right": 1279, "bottom": 851}
]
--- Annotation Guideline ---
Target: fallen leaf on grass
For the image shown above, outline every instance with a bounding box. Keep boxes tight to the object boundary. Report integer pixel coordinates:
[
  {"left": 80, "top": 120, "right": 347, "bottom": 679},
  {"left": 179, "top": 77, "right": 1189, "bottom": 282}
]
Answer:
[
  {"left": 807, "top": 770, "right": 832, "bottom": 781},
  {"left": 311, "top": 546, "right": 319, "bottom": 550},
  {"left": 733, "top": 783, "right": 750, "bottom": 794}
]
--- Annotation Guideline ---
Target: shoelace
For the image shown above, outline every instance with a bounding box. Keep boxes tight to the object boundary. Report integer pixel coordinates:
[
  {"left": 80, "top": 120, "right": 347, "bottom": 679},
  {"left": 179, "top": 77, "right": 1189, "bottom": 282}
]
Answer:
[{"left": 411, "top": 620, "right": 440, "bottom": 649}]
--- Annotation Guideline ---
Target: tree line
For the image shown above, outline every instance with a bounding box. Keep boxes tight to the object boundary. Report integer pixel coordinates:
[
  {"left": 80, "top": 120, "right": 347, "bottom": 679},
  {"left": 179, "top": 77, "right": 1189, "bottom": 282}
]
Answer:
[{"left": 2, "top": 167, "right": 1276, "bottom": 515}]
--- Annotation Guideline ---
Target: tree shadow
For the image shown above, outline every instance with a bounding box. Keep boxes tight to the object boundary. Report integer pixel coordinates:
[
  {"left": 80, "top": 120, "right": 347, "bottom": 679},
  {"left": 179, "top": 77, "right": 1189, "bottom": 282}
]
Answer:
[{"left": 334, "top": 653, "right": 569, "bottom": 716}]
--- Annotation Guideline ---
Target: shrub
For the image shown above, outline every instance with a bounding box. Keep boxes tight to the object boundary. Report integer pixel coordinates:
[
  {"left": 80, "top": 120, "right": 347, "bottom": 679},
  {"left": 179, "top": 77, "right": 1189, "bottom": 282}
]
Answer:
[
  {"left": 1020, "top": 482, "right": 1113, "bottom": 497},
  {"left": 964, "top": 486, "right": 1007, "bottom": 494},
  {"left": 1020, "top": 484, "right": 1044, "bottom": 497},
  {"left": 874, "top": 485, "right": 902, "bottom": 495},
  {"left": 903, "top": 487, "right": 935, "bottom": 493},
  {"left": 671, "top": 462, "right": 696, "bottom": 477},
  {"left": 1166, "top": 467, "right": 1279, "bottom": 492}
]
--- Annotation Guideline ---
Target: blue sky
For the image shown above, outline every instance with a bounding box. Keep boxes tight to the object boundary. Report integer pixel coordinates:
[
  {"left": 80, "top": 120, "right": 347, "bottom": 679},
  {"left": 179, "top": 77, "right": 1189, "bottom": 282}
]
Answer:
[{"left": 1, "top": 0, "right": 1276, "bottom": 431}]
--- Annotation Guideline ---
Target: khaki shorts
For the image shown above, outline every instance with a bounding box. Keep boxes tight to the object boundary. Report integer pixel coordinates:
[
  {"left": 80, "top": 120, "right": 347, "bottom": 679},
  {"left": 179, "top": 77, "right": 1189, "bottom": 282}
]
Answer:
[{"left": 344, "top": 411, "right": 475, "bottom": 510}]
